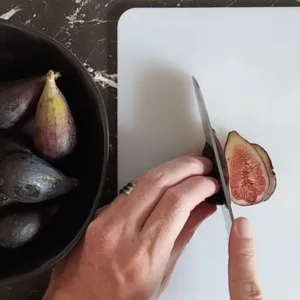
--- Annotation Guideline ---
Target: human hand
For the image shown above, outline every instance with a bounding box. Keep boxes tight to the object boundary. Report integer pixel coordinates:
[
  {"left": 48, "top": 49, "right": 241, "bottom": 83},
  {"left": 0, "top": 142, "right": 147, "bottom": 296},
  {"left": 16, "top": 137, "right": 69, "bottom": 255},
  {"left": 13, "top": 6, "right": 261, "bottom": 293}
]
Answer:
[
  {"left": 228, "top": 217, "right": 263, "bottom": 300},
  {"left": 43, "top": 155, "right": 219, "bottom": 300}
]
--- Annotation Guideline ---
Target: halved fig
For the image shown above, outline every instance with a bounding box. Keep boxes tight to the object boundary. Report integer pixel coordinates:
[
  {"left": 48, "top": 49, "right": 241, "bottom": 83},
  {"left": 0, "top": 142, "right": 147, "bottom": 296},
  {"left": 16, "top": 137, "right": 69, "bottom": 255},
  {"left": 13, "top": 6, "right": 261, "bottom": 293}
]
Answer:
[
  {"left": 225, "top": 131, "right": 270, "bottom": 206},
  {"left": 252, "top": 143, "right": 277, "bottom": 201}
]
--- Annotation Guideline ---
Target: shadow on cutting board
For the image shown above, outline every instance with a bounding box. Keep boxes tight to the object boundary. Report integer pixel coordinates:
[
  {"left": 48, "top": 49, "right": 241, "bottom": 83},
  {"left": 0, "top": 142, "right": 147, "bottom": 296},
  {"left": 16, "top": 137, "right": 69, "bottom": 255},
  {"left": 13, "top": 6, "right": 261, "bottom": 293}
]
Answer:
[{"left": 120, "top": 63, "right": 207, "bottom": 181}]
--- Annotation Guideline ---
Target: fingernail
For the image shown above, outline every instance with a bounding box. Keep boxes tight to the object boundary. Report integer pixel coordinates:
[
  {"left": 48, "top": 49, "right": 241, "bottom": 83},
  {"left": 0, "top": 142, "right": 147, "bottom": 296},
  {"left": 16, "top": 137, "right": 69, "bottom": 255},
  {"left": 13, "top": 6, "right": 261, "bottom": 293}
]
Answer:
[{"left": 236, "top": 218, "right": 252, "bottom": 239}]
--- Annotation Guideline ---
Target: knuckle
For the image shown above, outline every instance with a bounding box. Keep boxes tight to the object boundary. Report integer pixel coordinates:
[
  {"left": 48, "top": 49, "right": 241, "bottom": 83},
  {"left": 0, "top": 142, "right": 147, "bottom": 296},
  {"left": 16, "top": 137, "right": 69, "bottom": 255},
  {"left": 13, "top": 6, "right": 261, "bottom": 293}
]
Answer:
[
  {"left": 164, "top": 187, "right": 182, "bottom": 209},
  {"left": 180, "top": 155, "right": 205, "bottom": 170},
  {"left": 86, "top": 220, "right": 99, "bottom": 239},
  {"left": 238, "top": 250, "right": 255, "bottom": 263},
  {"left": 239, "top": 279, "right": 263, "bottom": 300},
  {"left": 189, "top": 176, "right": 217, "bottom": 198},
  {"left": 199, "top": 176, "right": 216, "bottom": 188},
  {"left": 144, "top": 170, "right": 167, "bottom": 188}
]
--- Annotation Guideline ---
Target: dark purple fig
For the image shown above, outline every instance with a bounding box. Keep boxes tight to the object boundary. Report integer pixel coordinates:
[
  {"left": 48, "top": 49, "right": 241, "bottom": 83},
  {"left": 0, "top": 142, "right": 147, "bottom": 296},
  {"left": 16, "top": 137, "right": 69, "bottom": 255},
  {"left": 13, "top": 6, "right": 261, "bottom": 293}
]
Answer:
[
  {"left": 0, "top": 136, "right": 31, "bottom": 163},
  {"left": 0, "top": 192, "right": 14, "bottom": 208},
  {"left": 0, "top": 204, "right": 59, "bottom": 248},
  {"left": 0, "top": 76, "right": 45, "bottom": 129},
  {"left": 0, "top": 137, "right": 32, "bottom": 208},
  {"left": 0, "top": 152, "right": 79, "bottom": 204},
  {"left": 35, "top": 70, "right": 76, "bottom": 160}
]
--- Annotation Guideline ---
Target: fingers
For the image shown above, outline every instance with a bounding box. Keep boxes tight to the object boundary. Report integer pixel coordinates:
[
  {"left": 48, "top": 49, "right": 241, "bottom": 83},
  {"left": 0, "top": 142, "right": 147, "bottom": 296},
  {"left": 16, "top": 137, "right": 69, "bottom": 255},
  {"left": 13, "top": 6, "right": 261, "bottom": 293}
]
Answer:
[
  {"left": 228, "top": 217, "right": 263, "bottom": 300},
  {"left": 117, "top": 155, "right": 213, "bottom": 226},
  {"left": 172, "top": 202, "right": 216, "bottom": 256},
  {"left": 160, "top": 202, "right": 217, "bottom": 291},
  {"left": 140, "top": 175, "right": 219, "bottom": 255}
]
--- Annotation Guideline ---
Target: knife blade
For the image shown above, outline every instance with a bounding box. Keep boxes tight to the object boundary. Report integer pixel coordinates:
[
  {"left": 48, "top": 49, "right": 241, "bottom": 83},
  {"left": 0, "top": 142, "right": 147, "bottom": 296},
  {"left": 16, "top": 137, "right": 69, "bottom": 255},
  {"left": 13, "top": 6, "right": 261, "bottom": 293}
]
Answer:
[{"left": 192, "top": 76, "right": 234, "bottom": 232}]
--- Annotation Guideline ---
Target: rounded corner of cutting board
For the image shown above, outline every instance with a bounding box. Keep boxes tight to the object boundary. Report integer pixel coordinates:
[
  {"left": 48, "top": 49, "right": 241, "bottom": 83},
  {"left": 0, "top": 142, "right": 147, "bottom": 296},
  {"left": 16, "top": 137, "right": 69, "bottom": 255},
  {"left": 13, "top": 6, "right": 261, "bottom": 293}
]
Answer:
[{"left": 118, "top": 8, "right": 146, "bottom": 30}]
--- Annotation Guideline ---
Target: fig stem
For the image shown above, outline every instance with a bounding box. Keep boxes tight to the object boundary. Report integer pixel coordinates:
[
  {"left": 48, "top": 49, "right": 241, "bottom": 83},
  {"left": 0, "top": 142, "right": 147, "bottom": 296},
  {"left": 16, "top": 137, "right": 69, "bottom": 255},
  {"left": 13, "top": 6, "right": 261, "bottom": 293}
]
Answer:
[{"left": 46, "top": 70, "right": 61, "bottom": 81}]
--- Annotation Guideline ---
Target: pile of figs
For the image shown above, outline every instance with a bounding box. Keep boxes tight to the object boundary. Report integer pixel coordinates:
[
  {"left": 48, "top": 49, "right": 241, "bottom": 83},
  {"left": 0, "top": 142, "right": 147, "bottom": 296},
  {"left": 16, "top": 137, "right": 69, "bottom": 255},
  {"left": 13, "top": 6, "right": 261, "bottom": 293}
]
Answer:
[
  {"left": 0, "top": 70, "right": 79, "bottom": 249},
  {"left": 204, "top": 130, "right": 277, "bottom": 206}
]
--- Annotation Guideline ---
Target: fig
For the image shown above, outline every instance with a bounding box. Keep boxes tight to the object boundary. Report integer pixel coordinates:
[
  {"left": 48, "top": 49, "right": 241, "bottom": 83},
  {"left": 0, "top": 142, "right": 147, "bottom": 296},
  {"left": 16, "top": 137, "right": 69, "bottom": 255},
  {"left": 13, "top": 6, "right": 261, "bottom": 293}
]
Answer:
[
  {"left": 0, "top": 204, "right": 59, "bottom": 248},
  {"left": 0, "top": 136, "right": 31, "bottom": 163},
  {"left": 0, "top": 137, "right": 33, "bottom": 208},
  {"left": 0, "top": 76, "right": 45, "bottom": 129},
  {"left": 252, "top": 143, "right": 277, "bottom": 201},
  {"left": 0, "top": 192, "right": 14, "bottom": 208},
  {"left": 202, "top": 143, "right": 224, "bottom": 205},
  {"left": 0, "top": 152, "right": 79, "bottom": 204},
  {"left": 34, "top": 70, "right": 76, "bottom": 160},
  {"left": 225, "top": 131, "right": 275, "bottom": 206}
]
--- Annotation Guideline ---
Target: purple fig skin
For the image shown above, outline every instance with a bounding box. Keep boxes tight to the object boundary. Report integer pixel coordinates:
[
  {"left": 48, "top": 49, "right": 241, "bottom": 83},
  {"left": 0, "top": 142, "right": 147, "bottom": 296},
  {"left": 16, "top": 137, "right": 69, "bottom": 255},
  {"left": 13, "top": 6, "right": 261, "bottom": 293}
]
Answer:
[
  {"left": 0, "top": 193, "right": 14, "bottom": 208},
  {"left": 0, "top": 136, "right": 31, "bottom": 163},
  {"left": 0, "top": 137, "right": 33, "bottom": 208},
  {"left": 0, "top": 203, "right": 60, "bottom": 248},
  {"left": 0, "top": 152, "right": 79, "bottom": 204},
  {"left": 0, "top": 76, "right": 45, "bottom": 129},
  {"left": 35, "top": 70, "right": 76, "bottom": 160}
]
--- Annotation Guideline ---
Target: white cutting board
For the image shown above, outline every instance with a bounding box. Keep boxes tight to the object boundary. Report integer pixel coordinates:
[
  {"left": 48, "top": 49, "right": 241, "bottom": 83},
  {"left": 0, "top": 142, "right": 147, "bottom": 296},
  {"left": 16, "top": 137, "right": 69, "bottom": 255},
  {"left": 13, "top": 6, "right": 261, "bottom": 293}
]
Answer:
[{"left": 117, "top": 8, "right": 300, "bottom": 300}]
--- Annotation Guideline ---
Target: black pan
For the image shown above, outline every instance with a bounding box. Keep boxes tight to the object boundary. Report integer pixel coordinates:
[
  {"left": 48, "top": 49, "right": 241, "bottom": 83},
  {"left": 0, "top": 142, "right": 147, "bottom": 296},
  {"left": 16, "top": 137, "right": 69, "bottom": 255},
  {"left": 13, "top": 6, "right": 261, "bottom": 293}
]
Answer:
[{"left": 0, "top": 20, "right": 109, "bottom": 284}]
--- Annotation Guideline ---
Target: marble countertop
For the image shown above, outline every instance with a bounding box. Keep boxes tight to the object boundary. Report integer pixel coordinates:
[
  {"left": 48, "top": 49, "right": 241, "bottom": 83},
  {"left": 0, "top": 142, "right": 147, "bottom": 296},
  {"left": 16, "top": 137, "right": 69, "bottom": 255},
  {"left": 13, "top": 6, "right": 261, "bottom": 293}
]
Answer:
[{"left": 0, "top": 0, "right": 298, "bottom": 299}]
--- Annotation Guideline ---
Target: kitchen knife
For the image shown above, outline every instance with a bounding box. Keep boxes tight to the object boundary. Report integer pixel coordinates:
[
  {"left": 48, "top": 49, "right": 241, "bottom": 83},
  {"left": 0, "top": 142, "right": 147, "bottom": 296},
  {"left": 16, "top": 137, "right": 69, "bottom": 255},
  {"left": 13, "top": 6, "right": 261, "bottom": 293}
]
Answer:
[{"left": 192, "top": 76, "right": 234, "bottom": 233}]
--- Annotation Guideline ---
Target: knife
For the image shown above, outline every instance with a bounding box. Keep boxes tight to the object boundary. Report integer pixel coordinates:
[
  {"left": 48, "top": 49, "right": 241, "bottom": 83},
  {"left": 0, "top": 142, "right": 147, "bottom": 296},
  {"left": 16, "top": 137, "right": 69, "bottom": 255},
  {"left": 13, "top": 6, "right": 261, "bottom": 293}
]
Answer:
[{"left": 192, "top": 76, "right": 234, "bottom": 233}]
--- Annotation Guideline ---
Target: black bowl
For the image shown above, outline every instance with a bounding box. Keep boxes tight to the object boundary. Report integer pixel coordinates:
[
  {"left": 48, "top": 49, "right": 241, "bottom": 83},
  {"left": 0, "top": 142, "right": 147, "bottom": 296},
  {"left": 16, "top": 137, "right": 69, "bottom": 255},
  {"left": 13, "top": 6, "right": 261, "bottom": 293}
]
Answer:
[{"left": 0, "top": 20, "right": 109, "bottom": 284}]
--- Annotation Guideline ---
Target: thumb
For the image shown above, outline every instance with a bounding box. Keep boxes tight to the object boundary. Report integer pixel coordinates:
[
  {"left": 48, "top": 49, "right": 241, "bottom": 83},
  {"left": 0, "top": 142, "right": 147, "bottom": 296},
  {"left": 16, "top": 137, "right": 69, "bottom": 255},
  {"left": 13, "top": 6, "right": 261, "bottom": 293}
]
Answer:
[{"left": 228, "top": 217, "right": 263, "bottom": 300}]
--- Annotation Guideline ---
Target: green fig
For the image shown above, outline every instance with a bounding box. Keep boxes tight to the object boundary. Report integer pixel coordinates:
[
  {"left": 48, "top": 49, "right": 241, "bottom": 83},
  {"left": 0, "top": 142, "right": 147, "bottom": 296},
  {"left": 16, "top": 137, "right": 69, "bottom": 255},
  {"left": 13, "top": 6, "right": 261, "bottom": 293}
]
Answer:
[
  {"left": 0, "top": 204, "right": 59, "bottom": 248},
  {"left": 0, "top": 76, "right": 45, "bottom": 129},
  {"left": 0, "top": 152, "right": 79, "bottom": 204},
  {"left": 34, "top": 70, "right": 76, "bottom": 160}
]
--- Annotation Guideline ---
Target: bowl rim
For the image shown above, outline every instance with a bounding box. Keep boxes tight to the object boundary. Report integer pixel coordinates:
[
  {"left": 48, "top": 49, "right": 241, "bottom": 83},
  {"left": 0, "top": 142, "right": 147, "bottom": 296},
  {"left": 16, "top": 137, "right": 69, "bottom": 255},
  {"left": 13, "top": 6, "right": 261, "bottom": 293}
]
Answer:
[{"left": 0, "top": 19, "right": 109, "bottom": 285}]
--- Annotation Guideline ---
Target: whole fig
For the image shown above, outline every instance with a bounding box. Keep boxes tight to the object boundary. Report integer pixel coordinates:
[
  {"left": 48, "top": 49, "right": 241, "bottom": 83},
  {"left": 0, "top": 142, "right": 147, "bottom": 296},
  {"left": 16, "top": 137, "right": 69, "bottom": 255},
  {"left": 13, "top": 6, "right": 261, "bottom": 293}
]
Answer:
[
  {"left": 0, "top": 203, "right": 59, "bottom": 248},
  {"left": 0, "top": 76, "right": 45, "bottom": 129},
  {"left": 34, "top": 70, "right": 76, "bottom": 160},
  {"left": 0, "top": 152, "right": 79, "bottom": 204}
]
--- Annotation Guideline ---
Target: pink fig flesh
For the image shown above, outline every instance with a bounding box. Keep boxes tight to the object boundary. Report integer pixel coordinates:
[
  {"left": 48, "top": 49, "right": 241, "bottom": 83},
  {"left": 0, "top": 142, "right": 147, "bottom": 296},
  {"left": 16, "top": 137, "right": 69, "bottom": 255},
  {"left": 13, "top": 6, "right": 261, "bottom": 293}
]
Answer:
[
  {"left": 225, "top": 131, "right": 270, "bottom": 206},
  {"left": 252, "top": 143, "right": 277, "bottom": 201}
]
